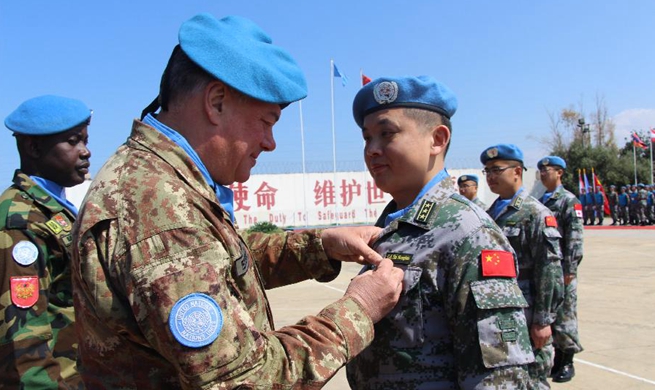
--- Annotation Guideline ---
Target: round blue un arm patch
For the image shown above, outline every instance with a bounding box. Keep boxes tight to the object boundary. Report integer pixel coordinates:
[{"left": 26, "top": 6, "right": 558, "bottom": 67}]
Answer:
[{"left": 169, "top": 293, "right": 224, "bottom": 348}]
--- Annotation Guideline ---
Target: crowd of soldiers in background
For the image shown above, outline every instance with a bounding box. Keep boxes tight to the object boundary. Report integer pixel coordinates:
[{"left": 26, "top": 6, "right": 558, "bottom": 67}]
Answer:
[{"left": 580, "top": 184, "right": 655, "bottom": 226}]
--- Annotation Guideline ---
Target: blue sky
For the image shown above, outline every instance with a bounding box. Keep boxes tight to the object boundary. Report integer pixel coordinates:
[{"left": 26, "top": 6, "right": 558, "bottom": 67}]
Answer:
[{"left": 2, "top": 1, "right": 654, "bottom": 185}]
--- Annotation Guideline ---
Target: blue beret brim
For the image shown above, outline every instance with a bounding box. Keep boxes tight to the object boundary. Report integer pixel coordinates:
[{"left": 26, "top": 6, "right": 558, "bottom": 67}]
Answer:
[
  {"left": 179, "top": 14, "right": 307, "bottom": 105},
  {"left": 352, "top": 76, "right": 457, "bottom": 128},
  {"left": 5, "top": 95, "right": 91, "bottom": 135}
]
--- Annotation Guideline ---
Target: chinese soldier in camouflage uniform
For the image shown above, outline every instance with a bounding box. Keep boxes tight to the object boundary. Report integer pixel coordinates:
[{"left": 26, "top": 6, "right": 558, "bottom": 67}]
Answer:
[
  {"left": 482, "top": 144, "right": 564, "bottom": 390},
  {"left": 1, "top": 95, "right": 92, "bottom": 389},
  {"left": 458, "top": 174, "right": 487, "bottom": 210},
  {"left": 71, "top": 14, "right": 403, "bottom": 389},
  {"left": 537, "top": 156, "right": 584, "bottom": 383},
  {"left": 618, "top": 186, "right": 629, "bottom": 225},
  {"left": 346, "top": 76, "right": 534, "bottom": 389}
]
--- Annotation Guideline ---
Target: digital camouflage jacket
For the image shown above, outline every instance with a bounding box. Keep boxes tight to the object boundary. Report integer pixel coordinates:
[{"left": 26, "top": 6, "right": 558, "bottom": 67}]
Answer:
[
  {"left": 488, "top": 188, "right": 564, "bottom": 327},
  {"left": 541, "top": 186, "right": 583, "bottom": 276},
  {"left": 0, "top": 170, "right": 82, "bottom": 389},
  {"left": 72, "top": 120, "right": 373, "bottom": 389},
  {"left": 347, "top": 178, "right": 534, "bottom": 389}
]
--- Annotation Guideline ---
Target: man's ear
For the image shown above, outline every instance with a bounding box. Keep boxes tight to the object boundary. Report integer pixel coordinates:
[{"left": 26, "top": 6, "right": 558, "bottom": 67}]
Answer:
[
  {"left": 205, "top": 80, "right": 227, "bottom": 125},
  {"left": 19, "top": 136, "right": 42, "bottom": 159},
  {"left": 430, "top": 124, "right": 451, "bottom": 156}
]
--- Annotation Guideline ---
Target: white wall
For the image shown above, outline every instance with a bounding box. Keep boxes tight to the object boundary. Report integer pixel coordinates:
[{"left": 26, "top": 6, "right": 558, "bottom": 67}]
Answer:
[{"left": 67, "top": 168, "right": 542, "bottom": 229}]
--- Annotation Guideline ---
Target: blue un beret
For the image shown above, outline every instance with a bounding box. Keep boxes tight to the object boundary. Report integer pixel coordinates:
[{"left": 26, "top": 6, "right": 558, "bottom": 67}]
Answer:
[
  {"left": 480, "top": 144, "right": 524, "bottom": 165},
  {"left": 5, "top": 95, "right": 91, "bottom": 135},
  {"left": 179, "top": 13, "right": 307, "bottom": 105},
  {"left": 458, "top": 174, "right": 479, "bottom": 185},
  {"left": 537, "top": 156, "right": 567, "bottom": 170},
  {"left": 352, "top": 75, "right": 457, "bottom": 128}
]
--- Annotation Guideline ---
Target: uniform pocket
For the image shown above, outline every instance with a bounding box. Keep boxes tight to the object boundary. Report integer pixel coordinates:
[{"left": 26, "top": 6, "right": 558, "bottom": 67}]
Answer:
[
  {"left": 388, "top": 266, "right": 423, "bottom": 348},
  {"left": 470, "top": 279, "right": 535, "bottom": 368}
]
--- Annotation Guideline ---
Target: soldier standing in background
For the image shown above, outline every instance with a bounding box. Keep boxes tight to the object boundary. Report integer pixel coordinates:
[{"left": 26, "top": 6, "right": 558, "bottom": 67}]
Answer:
[
  {"left": 618, "top": 186, "right": 629, "bottom": 225},
  {"left": 457, "top": 174, "right": 487, "bottom": 209},
  {"left": 593, "top": 187, "right": 604, "bottom": 225},
  {"left": 482, "top": 144, "right": 564, "bottom": 389},
  {"left": 537, "top": 156, "right": 584, "bottom": 383},
  {"left": 607, "top": 185, "right": 619, "bottom": 226},
  {"left": 1, "top": 95, "right": 92, "bottom": 389},
  {"left": 629, "top": 184, "right": 639, "bottom": 225}
]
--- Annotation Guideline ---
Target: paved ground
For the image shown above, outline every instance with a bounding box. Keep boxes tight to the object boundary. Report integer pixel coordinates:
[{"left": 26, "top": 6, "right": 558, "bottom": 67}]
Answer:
[{"left": 267, "top": 227, "right": 655, "bottom": 389}]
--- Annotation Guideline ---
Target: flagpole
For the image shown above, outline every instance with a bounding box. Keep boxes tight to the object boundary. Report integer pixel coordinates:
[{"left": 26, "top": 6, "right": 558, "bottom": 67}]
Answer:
[
  {"left": 299, "top": 100, "right": 308, "bottom": 227},
  {"left": 650, "top": 133, "right": 654, "bottom": 185},
  {"left": 633, "top": 140, "right": 637, "bottom": 185},
  {"left": 330, "top": 59, "right": 339, "bottom": 225}
]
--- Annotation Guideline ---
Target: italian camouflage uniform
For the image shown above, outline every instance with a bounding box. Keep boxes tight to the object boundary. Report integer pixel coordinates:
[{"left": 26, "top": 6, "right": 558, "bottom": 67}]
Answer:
[
  {"left": 0, "top": 171, "right": 82, "bottom": 389},
  {"left": 540, "top": 186, "right": 584, "bottom": 354},
  {"left": 346, "top": 177, "right": 534, "bottom": 389},
  {"left": 488, "top": 188, "right": 564, "bottom": 390},
  {"left": 71, "top": 120, "right": 373, "bottom": 389}
]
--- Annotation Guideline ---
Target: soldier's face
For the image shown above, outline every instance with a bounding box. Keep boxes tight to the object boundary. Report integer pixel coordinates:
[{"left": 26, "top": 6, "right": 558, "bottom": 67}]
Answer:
[
  {"left": 538, "top": 166, "right": 561, "bottom": 189},
  {"left": 33, "top": 125, "right": 91, "bottom": 187},
  {"left": 209, "top": 93, "right": 280, "bottom": 184},
  {"left": 484, "top": 160, "right": 521, "bottom": 198},
  {"left": 458, "top": 180, "right": 478, "bottom": 200},
  {"left": 362, "top": 109, "right": 441, "bottom": 207}
]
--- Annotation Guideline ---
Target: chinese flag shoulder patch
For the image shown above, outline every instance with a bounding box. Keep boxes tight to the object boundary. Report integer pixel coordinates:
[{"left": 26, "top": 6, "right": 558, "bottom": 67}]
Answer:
[
  {"left": 10, "top": 276, "right": 39, "bottom": 308},
  {"left": 545, "top": 215, "right": 558, "bottom": 228},
  {"left": 481, "top": 250, "right": 516, "bottom": 278}
]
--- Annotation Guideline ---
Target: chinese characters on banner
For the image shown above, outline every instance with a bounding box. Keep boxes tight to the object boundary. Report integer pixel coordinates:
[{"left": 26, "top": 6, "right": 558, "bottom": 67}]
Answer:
[{"left": 229, "top": 171, "right": 392, "bottom": 228}]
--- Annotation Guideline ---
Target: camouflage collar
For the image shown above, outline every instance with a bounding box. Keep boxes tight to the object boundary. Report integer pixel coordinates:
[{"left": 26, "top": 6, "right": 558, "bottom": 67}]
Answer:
[
  {"left": 12, "top": 170, "right": 67, "bottom": 213},
  {"left": 381, "top": 177, "right": 454, "bottom": 232},
  {"left": 129, "top": 120, "right": 218, "bottom": 206}
]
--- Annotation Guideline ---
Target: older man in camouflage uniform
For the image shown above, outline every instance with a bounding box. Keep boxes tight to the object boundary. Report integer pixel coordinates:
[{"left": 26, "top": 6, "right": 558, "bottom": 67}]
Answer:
[
  {"left": 346, "top": 76, "right": 534, "bottom": 389},
  {"left": 537, "top": 156, "right": 584, "bottom": 383},
  {"left": 482, "top": 144, "right": 564, "bottom": 390},
  {"left": 1, "top": 95, "right": 92, "bottom": 388},
  {"left": 71, "top": 14, "right": 403, "bottom": 389}
]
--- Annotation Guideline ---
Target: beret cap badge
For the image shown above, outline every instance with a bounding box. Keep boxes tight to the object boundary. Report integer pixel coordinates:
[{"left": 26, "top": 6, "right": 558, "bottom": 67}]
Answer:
[
  {"left": 542, "top": 158, "right": 550, "bottom": 165},
  {"left": 373, "top": 81, "right": 399, "bottom": 104},
  {"left": 487, "top": 148, "right": 498, "bottom": 158}
]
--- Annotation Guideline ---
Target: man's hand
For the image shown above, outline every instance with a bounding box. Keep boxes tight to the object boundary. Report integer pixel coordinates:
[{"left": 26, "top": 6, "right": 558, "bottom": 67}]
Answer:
[
  {"left": 564, "top": 274, "right": 576, "bottom": 285},
  {"left": 321, "top": 226, "right": 383, "bottom": 265},
  {"left": 530, "top": 323, "right": 552, "bottom": 349},
  {"left": 344, "top": 258, "right": 404, "bottom": 323}
]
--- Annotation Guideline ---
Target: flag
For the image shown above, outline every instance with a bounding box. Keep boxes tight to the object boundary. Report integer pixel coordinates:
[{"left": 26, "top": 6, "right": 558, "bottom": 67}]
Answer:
[
  {"left": 333, "top": 63, "right": 348, "bottom": 87},
  {"left": 650, "top": 128, "right": 655, "bottom": 142},
  {"left": 480, "top": 250, "right": 516, "bottom": 277},
  {"left": 578, "top": 169, "right": 584, "bottom": 194},
  {"left": 583, "top": 169, "right": 591, "bottom": 191},
  {"left": 592, "top": 169, "right": 611, "bottom": 215},
  {"left": 362, "top": 73, "right": 372, "bottom": 86},
  {"left": 632, "top": 132, "right": 647, "bottom": 149}
]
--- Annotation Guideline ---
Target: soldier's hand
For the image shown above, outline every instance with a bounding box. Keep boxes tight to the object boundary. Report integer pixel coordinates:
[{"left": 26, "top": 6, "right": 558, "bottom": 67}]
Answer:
[
  {"left": 344, "top": 258, "right": 403, "bottom": 323},
  {"left": 530, "top": 323, "right": 552, "bottom": 349},
  {"left": 321, "top": 226, "right": 384, "bottom": 265},
  {"left": 564, "top": 274, "right": 576, "bottom": 285}
]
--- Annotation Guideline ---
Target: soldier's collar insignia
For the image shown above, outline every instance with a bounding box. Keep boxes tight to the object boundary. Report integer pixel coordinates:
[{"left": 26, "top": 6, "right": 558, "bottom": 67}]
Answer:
[
  {"left": 53, "top": 214, "right": 72, "bottom": 231},
  {"left": 511, "top": 196, "right": 523, "bottom": 209},
  {"left": 385, "top": 252, "right": 413, "bottom": 265},
  {"left": 373, "top": 81, "right": 399, "bottom": 104},
  {"left": 10, "top": 276, "right": 39, "bottom": 308},
  {"left": 12, "top": 241, "right": 39, "bottom": 266},
  {"left": 169, "top": 293, "right": 223, "bottom": 348},
  {"left": 487, "top": 147, "right": 498, "bottom": 158},
  {"left": 414, "top": 200, "right": 435, "bottom": 224}
]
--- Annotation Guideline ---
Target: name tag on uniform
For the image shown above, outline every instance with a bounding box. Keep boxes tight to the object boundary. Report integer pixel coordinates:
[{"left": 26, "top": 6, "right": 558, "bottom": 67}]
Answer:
[{"left": 385, "top": 252, "right": 413, "bottom": 265}]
